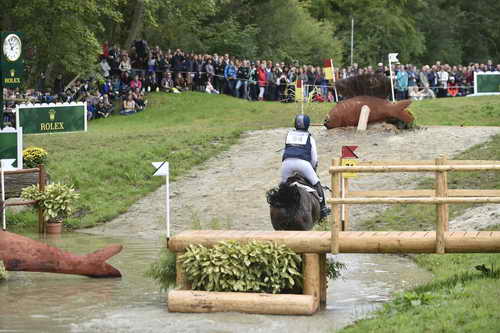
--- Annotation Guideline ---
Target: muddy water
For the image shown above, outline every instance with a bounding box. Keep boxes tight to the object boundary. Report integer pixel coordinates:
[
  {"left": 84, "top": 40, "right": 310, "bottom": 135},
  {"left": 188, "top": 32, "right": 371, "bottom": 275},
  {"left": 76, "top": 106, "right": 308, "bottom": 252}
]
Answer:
[{"left": 0, "top": 233, "right": 431, "bottom": 333}]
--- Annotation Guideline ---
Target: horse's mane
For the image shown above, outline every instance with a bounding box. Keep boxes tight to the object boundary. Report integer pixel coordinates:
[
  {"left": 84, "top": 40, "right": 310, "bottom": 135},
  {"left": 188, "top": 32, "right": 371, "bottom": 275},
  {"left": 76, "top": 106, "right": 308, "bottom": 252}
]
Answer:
[{"left": 266, "top": 182, "right": 301, "bottom": 209}]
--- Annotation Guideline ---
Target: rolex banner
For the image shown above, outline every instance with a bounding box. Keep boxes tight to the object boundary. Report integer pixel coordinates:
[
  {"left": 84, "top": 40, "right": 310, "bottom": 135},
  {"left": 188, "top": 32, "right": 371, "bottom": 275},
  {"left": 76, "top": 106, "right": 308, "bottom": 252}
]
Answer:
[
  {"left": 16, "top": 103, "right": 87, "bottom": 134},
  {"left": 0, "top": 127, "right": 23, "bottom": 169}
]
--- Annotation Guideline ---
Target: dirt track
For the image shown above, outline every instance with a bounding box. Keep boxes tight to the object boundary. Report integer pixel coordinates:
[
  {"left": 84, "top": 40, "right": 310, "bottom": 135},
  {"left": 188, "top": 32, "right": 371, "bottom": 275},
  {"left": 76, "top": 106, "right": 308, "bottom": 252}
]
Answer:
[{"left": 84, "top": 125, "right": 500, "bottom": 238}]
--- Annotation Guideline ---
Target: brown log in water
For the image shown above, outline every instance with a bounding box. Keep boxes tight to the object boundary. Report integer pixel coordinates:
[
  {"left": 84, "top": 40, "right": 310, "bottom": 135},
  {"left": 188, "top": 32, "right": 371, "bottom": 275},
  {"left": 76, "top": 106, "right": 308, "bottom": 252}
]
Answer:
[
  {"left": 0, "top": 230, "right": 122, "bottom": 277},
  {"left": 324, "top": 96, "right": 414, "bottom": 129}
]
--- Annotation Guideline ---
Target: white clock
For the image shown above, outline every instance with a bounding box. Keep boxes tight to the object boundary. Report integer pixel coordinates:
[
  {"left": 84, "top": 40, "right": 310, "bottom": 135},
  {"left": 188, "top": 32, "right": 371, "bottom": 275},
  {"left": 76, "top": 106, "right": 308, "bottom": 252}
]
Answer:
[{"left": 3, "top": 34, "right": 22, "bottom": 62}]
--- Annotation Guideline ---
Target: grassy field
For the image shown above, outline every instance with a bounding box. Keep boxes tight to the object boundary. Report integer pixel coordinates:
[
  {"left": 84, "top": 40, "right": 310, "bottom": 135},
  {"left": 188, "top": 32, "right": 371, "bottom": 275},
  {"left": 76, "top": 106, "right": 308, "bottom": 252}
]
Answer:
[{"left": 8, "top": 92, "right": 330, "bottom": 230}]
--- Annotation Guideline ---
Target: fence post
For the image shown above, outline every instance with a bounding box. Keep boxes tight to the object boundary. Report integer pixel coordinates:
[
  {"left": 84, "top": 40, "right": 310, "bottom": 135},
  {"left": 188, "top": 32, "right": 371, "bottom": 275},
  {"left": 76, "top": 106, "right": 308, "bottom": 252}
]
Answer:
[
  {"left": 331, "top": 158, "right": 341, "bottom": 254},
  {"left": 37, "top": 164, "right": 46, "bottom": 234},
  {"left": 435, "top": 155, "right": 448, "bottom": 253}
]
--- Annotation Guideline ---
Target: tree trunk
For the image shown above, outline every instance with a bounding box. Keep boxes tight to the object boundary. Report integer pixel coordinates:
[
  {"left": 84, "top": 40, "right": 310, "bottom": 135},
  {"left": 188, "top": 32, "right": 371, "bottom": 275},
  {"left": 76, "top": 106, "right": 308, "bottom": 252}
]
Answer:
[{"left": 124, "top": 0, "right": 145, "bottom": 50}]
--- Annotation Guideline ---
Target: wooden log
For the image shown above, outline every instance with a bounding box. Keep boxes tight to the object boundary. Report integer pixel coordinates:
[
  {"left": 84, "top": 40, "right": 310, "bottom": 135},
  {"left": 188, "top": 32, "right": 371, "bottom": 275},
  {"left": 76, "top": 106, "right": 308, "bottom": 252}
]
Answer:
[
  {"left": 356, "top": 160, "right": 499, "bottom": 166},
  {"left": 446, "top": 232, "right": 500, "bottom": 253},
  {"left": 347, "top": 189, "right": 500, "bottom": 198},
  {"left": 330, "top": 164, "right": 500, "bottom": 173},
  {"left": 4, "top": 168, "right": 40, "bottom": 175},
  {"left": 339, "top": 231, "right": 500, "bottom": 253},
  {"left": 303, "top": 254, "right": 320, "bottom": 313},
  {"left": 357, "top": 105, "right": 370, "bottom": 131},
  {"left": 167, "top": 290, "right": 318, "bottom": 315},
  {"left": 319, "top": 253, "right": 327, "bottom": 307},
  {"left": 168, "top": 230, "right": 331, "bottom": 253},
  {"left": 435, "top": 156, "right": 448, "bottom": 253},
  {"left": 342, "top": 178, "right": 350, "bottom": 231},
  {"left": 4, "top": 200, "right": 37, "bottom": 207},
  {"left": 331, "top": 158, "right": 341, "bottom": 254},
  {"left": 328, "top": 197, "right": 500, "bottom": 204}
]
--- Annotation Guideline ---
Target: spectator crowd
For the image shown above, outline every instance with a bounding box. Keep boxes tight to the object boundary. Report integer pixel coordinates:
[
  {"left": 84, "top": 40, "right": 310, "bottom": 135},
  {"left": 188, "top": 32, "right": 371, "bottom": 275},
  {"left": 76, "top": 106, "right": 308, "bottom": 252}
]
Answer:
[{"left": 3, "top": 38, "right": 500, "bottom": 127}]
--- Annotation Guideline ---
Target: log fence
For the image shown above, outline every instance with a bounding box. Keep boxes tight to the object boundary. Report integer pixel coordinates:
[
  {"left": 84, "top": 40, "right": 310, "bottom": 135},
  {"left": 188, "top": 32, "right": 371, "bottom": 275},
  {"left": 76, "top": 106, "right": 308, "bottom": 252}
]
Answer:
[{"left": 329, "top": 156, "right": 500, "bottom": 254}]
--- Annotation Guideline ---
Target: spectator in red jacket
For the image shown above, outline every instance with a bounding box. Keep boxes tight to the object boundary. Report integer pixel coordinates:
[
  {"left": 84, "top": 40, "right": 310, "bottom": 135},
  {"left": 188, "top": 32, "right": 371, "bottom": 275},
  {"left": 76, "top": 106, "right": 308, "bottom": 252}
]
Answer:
[{"left": 257, "top": 63, "right": 267, "bottom": 101}]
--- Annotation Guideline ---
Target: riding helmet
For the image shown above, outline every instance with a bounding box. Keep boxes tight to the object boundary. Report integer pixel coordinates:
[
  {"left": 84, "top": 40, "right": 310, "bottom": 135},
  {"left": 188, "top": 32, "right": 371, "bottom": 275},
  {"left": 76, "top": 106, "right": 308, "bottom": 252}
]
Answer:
[{"left": 294, "top": 114, "right": 310, "bottom": 131}]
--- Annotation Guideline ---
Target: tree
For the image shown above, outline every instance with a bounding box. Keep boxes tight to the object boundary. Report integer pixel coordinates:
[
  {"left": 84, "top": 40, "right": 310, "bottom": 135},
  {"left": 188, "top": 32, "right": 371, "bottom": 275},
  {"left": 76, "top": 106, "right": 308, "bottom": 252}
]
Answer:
[{"left": 1, "top": 0, "right": 123, "bottom": 83}]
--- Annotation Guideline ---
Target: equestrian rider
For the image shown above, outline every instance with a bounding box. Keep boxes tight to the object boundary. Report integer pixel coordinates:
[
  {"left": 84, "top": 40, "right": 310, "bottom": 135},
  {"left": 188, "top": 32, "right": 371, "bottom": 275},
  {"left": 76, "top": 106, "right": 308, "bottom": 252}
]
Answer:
[{"left": 281, "top": 114, "right": 331, "bottom": 218}]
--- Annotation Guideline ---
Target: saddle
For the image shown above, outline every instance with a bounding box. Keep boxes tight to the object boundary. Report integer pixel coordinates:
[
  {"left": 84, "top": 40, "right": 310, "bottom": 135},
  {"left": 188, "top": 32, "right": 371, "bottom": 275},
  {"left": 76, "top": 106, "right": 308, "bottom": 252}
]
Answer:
[{"left": 286, "top": 174, "right": 320, "bottom": 201}]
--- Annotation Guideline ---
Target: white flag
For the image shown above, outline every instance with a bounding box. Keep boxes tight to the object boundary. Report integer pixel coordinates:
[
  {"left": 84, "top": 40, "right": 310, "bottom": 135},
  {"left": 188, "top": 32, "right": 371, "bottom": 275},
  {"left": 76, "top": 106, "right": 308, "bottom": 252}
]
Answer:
[
  {"left": 0, "top": 159, "right": 16, "bottom": 171},
  {"left": 388, "top": 53, "right": 399, "bottom": 63}
]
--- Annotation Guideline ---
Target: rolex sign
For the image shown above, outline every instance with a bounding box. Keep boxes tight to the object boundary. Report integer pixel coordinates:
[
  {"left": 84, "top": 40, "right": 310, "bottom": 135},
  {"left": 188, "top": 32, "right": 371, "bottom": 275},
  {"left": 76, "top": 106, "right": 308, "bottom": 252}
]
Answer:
[{"left": 16, "top": 103, "right": 87, "bottom": 134}]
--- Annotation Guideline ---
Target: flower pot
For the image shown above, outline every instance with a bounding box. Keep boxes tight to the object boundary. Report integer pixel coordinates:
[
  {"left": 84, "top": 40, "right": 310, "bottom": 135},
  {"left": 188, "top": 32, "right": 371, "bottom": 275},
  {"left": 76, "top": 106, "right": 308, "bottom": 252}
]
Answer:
[{"left": 46, "top": 222, "right": 63, "bottom": 235}]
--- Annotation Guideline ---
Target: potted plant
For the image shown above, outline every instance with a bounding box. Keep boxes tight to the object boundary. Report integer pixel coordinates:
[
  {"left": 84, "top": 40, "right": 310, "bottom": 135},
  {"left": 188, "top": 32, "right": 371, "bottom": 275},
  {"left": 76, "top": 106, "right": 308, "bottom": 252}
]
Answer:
[{"left": 21, "top": 183, "right": 79, "bottom": 234}]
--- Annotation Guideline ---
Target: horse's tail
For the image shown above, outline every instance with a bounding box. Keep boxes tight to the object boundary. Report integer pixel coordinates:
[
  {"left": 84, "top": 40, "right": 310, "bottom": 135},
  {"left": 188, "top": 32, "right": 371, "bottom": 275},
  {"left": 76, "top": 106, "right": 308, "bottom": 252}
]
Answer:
[{"left": 266, "top": 183, "right": 301, "bottom": 209}]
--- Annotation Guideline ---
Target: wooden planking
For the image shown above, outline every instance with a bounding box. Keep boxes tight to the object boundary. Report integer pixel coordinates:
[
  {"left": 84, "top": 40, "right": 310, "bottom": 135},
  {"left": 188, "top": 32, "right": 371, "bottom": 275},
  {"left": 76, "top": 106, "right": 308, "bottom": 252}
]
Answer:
[
  {"left": 168, "top": 290, "right": 318, "bottom": 315},
  {"left": 347, "top": 189, "right": 500, "bottom": 198},
  {"left": 339, "top": 231, "right": 500, "bottom": 253},
  {"left": 168, "top": 230, "right": 332, "bottom": 253},
  {"left": 168, "top": 230, "right": 500, "bottom": 254},
  {"left": 356, "top": 160, "right": 500, "bottom": 166},
  {"left": 329, "top": 165, "right": 500, "bottom": 173}
]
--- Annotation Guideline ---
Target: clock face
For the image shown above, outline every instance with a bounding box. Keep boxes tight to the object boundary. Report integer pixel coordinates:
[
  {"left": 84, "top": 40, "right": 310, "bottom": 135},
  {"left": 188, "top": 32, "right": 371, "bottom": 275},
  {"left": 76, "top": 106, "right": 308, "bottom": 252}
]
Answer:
[{"left": 3, "top": 34, "right": 22, "bottom": 62}]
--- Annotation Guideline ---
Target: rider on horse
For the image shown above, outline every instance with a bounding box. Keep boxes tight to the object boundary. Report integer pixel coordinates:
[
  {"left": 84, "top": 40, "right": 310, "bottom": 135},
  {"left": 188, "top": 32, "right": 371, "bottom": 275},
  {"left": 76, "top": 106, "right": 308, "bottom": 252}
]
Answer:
[{"left": 281, "top": 114, "right": 331, "bottom": 219}]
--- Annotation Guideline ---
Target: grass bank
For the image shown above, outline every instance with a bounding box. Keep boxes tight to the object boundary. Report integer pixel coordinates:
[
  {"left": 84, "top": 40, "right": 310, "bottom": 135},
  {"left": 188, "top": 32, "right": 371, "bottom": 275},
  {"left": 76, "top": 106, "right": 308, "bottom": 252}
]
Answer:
[
  {"left": 9, "top": 92, "right": 330, "bottom": 230},
  {"left": 8, "top": 94, "right": 500, "bottom": 233},
  {"left": 339, "top": 133, "right": 500, "bottom": 332}
]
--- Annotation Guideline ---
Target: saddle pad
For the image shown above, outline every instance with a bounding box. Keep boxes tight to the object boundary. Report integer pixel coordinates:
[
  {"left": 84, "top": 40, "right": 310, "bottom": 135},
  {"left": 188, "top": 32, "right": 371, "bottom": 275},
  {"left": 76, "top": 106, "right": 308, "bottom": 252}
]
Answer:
[{"left": 290, "top": 182, "right": 316, "bottom": 193}]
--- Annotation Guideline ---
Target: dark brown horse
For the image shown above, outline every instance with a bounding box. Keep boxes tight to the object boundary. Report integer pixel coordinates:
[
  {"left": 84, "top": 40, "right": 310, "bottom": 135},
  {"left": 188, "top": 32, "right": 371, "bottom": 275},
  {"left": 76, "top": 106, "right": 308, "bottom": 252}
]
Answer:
[{"left": 266, "top": 174, "right": 321, "bottom": 231}]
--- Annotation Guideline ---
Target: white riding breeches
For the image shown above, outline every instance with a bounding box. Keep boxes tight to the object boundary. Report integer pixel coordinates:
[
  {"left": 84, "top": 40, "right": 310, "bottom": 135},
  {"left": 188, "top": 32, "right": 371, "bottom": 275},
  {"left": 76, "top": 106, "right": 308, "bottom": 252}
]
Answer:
[{"left": 281, "top": 158, "right": 319, "bottom": 185}]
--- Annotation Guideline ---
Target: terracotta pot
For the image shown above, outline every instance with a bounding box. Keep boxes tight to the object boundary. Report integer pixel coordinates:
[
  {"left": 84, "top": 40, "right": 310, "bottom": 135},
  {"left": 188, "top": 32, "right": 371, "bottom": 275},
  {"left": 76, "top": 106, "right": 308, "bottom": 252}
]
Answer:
[{"left": 46, "top": 222, "right": 63, "bottom": 234}]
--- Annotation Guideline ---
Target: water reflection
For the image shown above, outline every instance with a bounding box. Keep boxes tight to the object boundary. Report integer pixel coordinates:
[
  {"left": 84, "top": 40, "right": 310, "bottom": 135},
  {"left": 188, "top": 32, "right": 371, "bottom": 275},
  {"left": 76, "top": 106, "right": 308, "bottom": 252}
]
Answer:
[{"left": 0, "top": 233, "right": 432, "bottom": 333}]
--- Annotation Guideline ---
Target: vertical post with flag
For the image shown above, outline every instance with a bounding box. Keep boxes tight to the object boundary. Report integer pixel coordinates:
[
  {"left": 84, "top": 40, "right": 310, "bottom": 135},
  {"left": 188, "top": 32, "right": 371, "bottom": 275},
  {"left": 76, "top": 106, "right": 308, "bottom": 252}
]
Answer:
[
  {"left": 388, "top": 53, "right": 399, "bottom": 102},
  {"left": 295, "top": 79, "right": 304, "bottom": 114},
  {"left": 340, "top": 146, "right": 359, "bottom": 231},
  {"left": 323, "top": 59, "right": 338, "bottom": 102},
  {"left": 152, "top": 161, "right": 171, "bottom": 240}
]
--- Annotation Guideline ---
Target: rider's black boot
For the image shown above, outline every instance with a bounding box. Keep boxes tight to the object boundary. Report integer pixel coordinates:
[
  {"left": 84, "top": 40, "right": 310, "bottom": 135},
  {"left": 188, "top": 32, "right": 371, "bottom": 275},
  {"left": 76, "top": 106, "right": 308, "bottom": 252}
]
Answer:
[{"left": 314, "top": 182, "right": 331, "bottom": 219}]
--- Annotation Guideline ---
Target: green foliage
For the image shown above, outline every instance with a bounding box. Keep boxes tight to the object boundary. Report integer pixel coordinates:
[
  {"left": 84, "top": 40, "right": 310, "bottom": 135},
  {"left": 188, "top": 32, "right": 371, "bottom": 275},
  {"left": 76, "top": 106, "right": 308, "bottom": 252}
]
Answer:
[
  {"left": 21, "top": 183, "right": 79, "bottom": 221},
  {"left": 0, "top": 261, "right": 7, "bottom": 281},
  {"left": 326, "top": 259, "right": 346, "bottom": 280},
  {"left": 22, "top": 147, "right": 48, "bottom": 169},
  {"left": 1, "top": 0, "right": 123, "bottom": 79},
  {"left": 145, "top": 247, "right": 177, "bottom": 291},
  {"left": 180, "top": 241, "right": 303, "bottom": 294}
]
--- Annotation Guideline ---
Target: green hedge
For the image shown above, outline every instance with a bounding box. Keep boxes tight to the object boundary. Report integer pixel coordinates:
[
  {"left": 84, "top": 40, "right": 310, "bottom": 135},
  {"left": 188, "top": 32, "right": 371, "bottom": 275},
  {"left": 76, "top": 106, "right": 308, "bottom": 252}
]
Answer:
[{"left": 180, "top": 241, "right": 302, "bottom": 294}]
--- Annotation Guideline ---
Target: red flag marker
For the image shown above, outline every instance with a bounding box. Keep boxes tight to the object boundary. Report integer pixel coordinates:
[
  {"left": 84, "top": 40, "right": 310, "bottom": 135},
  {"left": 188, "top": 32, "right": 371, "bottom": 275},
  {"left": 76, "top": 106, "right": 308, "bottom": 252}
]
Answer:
[{"left": 341, "top": 146, "right": 358, "bottom": 158}]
